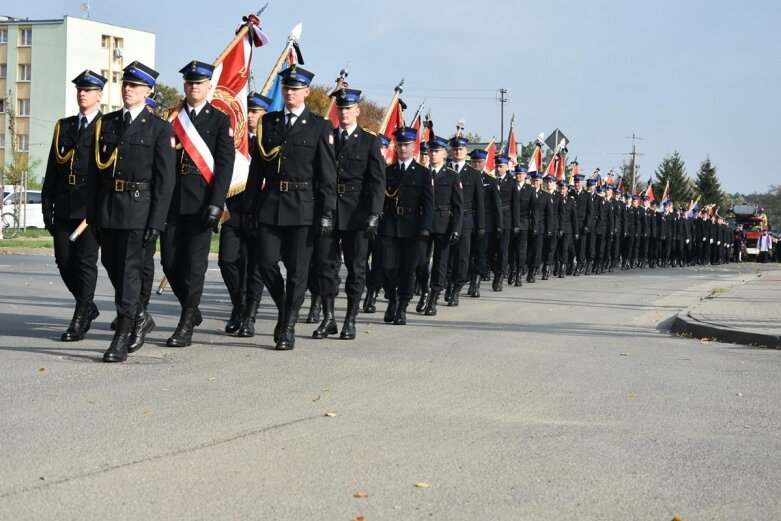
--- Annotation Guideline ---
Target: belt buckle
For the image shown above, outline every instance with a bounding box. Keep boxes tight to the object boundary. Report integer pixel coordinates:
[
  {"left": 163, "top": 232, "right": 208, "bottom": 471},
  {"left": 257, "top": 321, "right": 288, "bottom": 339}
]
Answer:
[
  {"left": 279, "top": 180, "right": 289, "bottom": 192},
  {"left": 68, "top": 174, "right": 76, "bottom": 185},
  {"left": 396, "top": 206, "right": 403, "bottom": 215},
  {"left": 114, "top": 179, "right": 125, "bottom": 192},
  {"left": 337, "top": 183, "right": 345, "bottom": 195}
]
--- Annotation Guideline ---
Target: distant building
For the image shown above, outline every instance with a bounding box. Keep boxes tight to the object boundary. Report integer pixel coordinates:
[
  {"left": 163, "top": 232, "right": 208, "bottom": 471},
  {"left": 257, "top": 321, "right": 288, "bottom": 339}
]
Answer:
[{"left": 0, "top": 15, "right": 154, "bottom": 185}]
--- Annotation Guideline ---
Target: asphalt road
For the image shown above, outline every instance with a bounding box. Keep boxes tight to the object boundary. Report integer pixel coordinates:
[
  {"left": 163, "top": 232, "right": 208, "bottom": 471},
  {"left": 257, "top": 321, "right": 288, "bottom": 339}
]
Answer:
[{"left": 0, "top": 253, "right": 778, "bottom": 520}]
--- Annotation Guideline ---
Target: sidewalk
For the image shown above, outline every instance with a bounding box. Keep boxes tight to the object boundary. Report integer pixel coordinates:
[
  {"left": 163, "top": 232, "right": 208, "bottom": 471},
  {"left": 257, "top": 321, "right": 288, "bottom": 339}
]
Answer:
[{"left": 672, "top": 265, "right": 781, "bottom": 348}]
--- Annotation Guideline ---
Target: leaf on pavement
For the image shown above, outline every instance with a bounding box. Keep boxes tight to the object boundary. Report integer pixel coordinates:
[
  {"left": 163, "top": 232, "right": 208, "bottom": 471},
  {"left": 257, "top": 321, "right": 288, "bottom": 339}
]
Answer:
[
  {"left": 207, "top": 377, "right": 217, "bottom": 381},
  {"left": 628, "top": 392, "right": 637, "bottom": 400},
  {"left": 322, "top": 386, "right": 330, "bottom": 392},
  {"left": 38, "top": 367, "right": 45, "bottom": 373},
  {"left": 354, "top": 491, "right": 368, "bottom": 499},
  {"left": 414, "top": 481, "right": 431, "bottom": 488},
  {"left": 620, "top": 353, "right": 631, "bottom": 356},
  {"left": 671, "top": 516, "right": 683, "bottom": 521},
  {"left": 324, "top": 411, "right": 337, "bottom": 417},
  {"left": 144, "top": 409, "right": 152, "bottom": 415},
  {"left": 354, "top": 516, "right": 365, "bottom": 521},
  {"left": 313, "top": 395, "right": 321, "bottom": 403}
]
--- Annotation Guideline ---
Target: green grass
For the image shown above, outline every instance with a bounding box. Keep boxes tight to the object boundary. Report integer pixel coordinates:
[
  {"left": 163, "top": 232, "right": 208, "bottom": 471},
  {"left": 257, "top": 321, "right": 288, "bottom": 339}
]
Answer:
[{"left": 1, "top": 229, "right": 222, "bottom": 253}]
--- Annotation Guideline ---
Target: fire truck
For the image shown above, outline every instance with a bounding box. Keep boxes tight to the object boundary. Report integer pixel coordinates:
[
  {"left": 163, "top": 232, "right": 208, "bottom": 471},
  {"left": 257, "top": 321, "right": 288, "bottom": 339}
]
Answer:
[{"left": 731, "top": 203, "right": 766, "bottom": 259}]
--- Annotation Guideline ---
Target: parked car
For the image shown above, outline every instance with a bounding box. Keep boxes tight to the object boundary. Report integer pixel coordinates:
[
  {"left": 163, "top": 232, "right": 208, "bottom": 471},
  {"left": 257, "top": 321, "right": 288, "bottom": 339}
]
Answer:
[{"left": 2, "top": 189, "right": 45, "bottom": 229}]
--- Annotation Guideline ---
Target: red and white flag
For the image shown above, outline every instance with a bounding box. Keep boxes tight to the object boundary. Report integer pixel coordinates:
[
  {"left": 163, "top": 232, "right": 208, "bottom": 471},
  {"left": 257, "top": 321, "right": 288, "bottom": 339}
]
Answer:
[
  {"left": 484, "top": 138, "right": 497, "bottom": 174},
  {"left": 380, "top": 98, "right": 405, "bottom": 164}
]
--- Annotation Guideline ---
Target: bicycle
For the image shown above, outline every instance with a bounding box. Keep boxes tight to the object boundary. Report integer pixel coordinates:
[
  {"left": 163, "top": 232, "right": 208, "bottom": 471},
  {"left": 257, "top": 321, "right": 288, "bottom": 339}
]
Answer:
[{"left": 2, "top": 206, "right": 20, "bottom": 239}]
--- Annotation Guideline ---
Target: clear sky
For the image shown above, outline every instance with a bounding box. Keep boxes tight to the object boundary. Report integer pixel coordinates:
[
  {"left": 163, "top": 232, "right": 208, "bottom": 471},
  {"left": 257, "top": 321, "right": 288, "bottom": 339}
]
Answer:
[{"left": 6, "top": 0, "right": 780, "bottom": 193}]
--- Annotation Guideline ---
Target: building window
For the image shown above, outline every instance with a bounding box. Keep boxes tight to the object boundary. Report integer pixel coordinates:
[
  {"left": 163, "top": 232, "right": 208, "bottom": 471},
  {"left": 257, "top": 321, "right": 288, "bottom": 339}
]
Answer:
[
  {"left": 0, "top": 135, "right": 4, "bottom": 149},
  {"left": 0, "top": 64, "right": 6, "bottom": 79},
  {"left": 0, "top": 98, "right": 4, "bottom": 112},
  {"left": 0, "top": 29, "right": 8, "bottom": 44},
  {"left": 101, "top": 68, "right": 109, "bottom": 81},
  {"left": 18, "top": 64, "right": 31, "bottom": 81},
  {"left": 112, "top": 71, "right": 120, "bottom": 84},
  {"left": 100, "top": 104, "right": 108, "bottom": 114},
  {"left": 19, "top": 28, "right": 32, "bottom": 46},
  {"left": 18, "top": 99, "right": 30, "bottom": 116},
  {"left": 113, "top": 37, "right": 123, "bottom": 48},
  {"left": 18, "top": 134, "right": 29, "bottom": 152},
  {"left": 101, "top": 34, "right": 110, "bottom": 48},
  {"left": 111, "top": 105, "right": 120, "bottom": 112}
]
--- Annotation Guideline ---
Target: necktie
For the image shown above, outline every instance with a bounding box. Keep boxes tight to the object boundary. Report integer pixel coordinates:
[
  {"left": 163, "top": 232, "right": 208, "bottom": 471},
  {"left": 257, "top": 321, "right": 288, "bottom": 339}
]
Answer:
[
  {"left": 286, "top": 113, "right": 296, "bottom": 130},
  {"left": 123, "top": 111, "right": 132, "bottom": 131},
  {"left": 454, "top": 164, "right": 460, "bottom": 173},
  {"left": 190, "top": 108, "right": 197, "bottom": 122},
  {"left": 78, "top": 116, "right": 87, "bottom": 137},
  {"left": 340, "top": 129, "right": 348, "bottom": 149},
  {"left": 400, "top": 162, "right": 406, "bottom": 173}
]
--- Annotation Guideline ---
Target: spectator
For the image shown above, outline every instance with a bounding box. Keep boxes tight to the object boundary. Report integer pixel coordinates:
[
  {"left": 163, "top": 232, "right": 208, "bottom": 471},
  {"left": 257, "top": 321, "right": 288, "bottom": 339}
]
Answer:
[
  {"left": 757, "top": 230, "right": 773, "bottom": 263},
  {"left": 733, "top": 225, "right": 746, "bottom": 262}
]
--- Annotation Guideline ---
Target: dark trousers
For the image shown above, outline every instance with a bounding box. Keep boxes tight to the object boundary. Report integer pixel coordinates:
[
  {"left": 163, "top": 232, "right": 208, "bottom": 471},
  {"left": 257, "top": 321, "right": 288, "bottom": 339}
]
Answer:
[
  {"left": 100, "top": 229, "right": 144, "bottom": 319},
  {"left": 415, "top": 237, "right": 434, "bottom": 289},
  {"left": 595, "top": 233, "right": 607, "bottom": 265},
  {"left": 543, "top": 233, "right": 557, "bottom": 266},
  {"left": 661, "top": 237, "right": 672, "bottom": 263},
  {"left": 161, "top": 215, "right": 213, "bottom": 309},
  {"left": 53, "top": 218, "right": 98, "bottom": 304},
  {"left": 474, "top": 231, "right": 491, "bottom": 277},
  {"left": 490, "top": 229, "right": 512, "bottom": 275},
  {"left": 576, "top": 225, "right": 587, "bottom": 262},
  {"left": 612, "top": 234, "right": 622, "bottom": 263},
  {"left": 219, "top": 221, "right": 264, "bottom": 304},
  {"left": 378, "top": 235, "right": 420, "bottom": 303},
  {"left": 318, "top": 229, "right": 369, "bottom": 300},
  {"left": 528, "top": 232, "right": 544, "bottom": 269},
  {"left": 140, "top": 236, "right": 156, "bottom": 309},
  {"left": 365, "top": 238, "right": 382, "bottom": 292},
  {"left": 450, "top": 227, "right": 474, "bottom": 287},
  {"left": 510, "top": 229, "right": 529, "bottom": 273},
  {"left": 256, "top": 224, "right": 314, "bottom": 313},
  {"left": 556, "top": 233, "right": 571, "bottom": 266},
  {"left": 586, "top": 231, "right": 597, "bottom": 261},
  {"left": 428, "top": 233, "right": 452, "bottom": 292},
  {"left": 623, "top": 234, "right": 635, "bottom": 264}
]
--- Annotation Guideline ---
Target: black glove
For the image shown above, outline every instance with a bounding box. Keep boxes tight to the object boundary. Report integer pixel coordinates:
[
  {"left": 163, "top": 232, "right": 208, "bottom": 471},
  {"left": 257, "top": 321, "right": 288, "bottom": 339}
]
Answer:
[
  {"left": 512, "top": 227, "right": 521, "bottom": 237},
  {"left": 142, "top": 228, "right": 160, "bottom": 245},
  {"left": 449, "top": 232, "right": 460, "bottom": 245},
  {"left": 419, "top": 229, "right": 430, "bottom": 240},
  {"left": 557, "top": 230, "right": 564, "bottom": 238},
  {"left": 203, "top": 204, "right": 222, "bottom": 232},
  {"left": 43, "top": 210, "right": 55, "bottom": 235},
  {"left": 364, "top": 213, "right": 380, "bottom": 240},
  {"left": 319, "top": 211, "right": 334, "bottom": 237},
  {"left": 475, "top": 228, "right": 485, "bottom": 240}
]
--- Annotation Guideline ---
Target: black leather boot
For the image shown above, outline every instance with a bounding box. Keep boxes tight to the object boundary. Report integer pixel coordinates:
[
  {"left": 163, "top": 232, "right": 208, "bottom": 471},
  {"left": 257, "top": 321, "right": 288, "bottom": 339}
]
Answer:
[
  {"left": 340, "top": 297, "right": 360, "bottom": 340},
  {"left": 558, "top": 262, "right": 566, "bottom": 278},
  {"left": 508, "top": 267, "right": 517, "bottom": 286},
  {"left": 225, "top": 293, "right": 243, "bottom": 334},
  {"left": 444, "top": 283, "right": 453, "bottom": 303},
  {"left": 448, "top": 285, "right": 461, "bottom": 307},
  {"left": 584, "top": 260, "right": 592, "bottom": 275},
  {"left": 527, "top": 267, "right": 536, "bottom": 283},
  {"left": 362, "top": 288, "right": 378, "bottom": 313},
  {"left": 393, "top": 300, "right": 409, "bottom": 325},
  {"left": 128, "top": 307, "right": 155, "bottom": 353},
  {"left": 542, "top": 265, "right": 550, "bottom": 280},
  {"left": 237, "top": 299, "right": 259, "bottom": 338},
  {"left": 416, "top": 287, "right": 429, "bottom": 313},
  {"left": 473, "top": 277, "right": 481, "bottom": 298},
  {"left": 466, "top": 274, "right": 476, "bottom": 297},
  {"left": 62, "top": 300, "right": 94, "bottom": 342},
  {"left": 306, "top": 294, "right": 322, "bottom": 323},
  {"left": 312, "top": 297, "right": 338, "bottom": 339},
  {"left": 275, "top": 310, "right": 298, "bottom": 350},
  {"left": 424, "top": 291, "right": 440, "bottom": 316},
  {"left": 384, "top": 298, "right": 398, "bottom": 323},
  {"left": 167, "top": 307, "right": 197, "bottom": 347},
  {"left": 273, "top": 308, "right": 284, "bottom": 343},
  {"left": 492, "top": 273, "right": 503, "bottom": 292},
  {"left": 103, "top": 316, "right": 133, "bottom": 363}
]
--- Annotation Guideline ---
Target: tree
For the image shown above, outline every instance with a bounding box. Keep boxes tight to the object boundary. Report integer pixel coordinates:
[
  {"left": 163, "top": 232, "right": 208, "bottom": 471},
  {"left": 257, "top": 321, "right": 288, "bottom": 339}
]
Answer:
[
  {"left": 1, "top": 90, "right": 41, "bottom": 191},
  {"left": 654, "top": 151, "right": 692, "bottom": 204},
  {"left": 695, "top": 156, "right": 726, "bottom": 209},
  {"left": 464, "top": 132, "right": 482, "bottom": 143},
  {"left": 152, "top": 83, "right": 184, "bottom": 117}
]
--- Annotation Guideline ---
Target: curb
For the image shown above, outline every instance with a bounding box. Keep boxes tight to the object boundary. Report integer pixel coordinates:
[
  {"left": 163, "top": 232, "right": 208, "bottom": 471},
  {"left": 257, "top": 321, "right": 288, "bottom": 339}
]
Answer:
[{"left": 671, "top": 310, "right": 781, "bottom": 349}]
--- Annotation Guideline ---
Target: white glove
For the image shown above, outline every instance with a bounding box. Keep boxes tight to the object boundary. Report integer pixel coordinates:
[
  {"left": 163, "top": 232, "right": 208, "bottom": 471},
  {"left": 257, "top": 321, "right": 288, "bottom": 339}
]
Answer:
[
  {"left": 717, "top": 241, "right": 721, "bottom": 245},
  {"left": 702, "top": 237, "right": 706, "bottom": 242},
  {"left": 685, "top": 239, "right": 690, "bottom": 244},
  {"left": 710, "top": 239, "right": 713, "bottom": 244}
]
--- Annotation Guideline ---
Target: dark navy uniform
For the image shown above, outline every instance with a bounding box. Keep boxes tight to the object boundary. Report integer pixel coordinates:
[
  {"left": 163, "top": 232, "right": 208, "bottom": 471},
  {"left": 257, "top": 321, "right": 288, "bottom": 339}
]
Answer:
[
  {"left": 245, "top": 66, "right": 337, "bottom": 349},
  {"left": 468, "top": 150, "right": 501, "bottom": 297},
  {"left": 420, "top": 138, "right": 463, "bottom": 315},
  {"left": 42, "top": 70, "right": 105, "bottom": 342},
  {"left": 161, "top": 61, "right": 235, "bottom": 348},
  {"left": 377, "top": 127, "right": 434, "bottom": 325},
  {"left": 511, "top": 175, "right": 534, "bottom": 284},
  {"left": 555, "top": 182, "right": 578, "bottom": 277},
  {"left": 89, "top": 61, "right": 175, "bottom": 362},
  {"left": 313, "top": 88, "right": 385, "bottom": 340},
  {"left": 448, "top": 156, "right": 484, "bottom": 303},
  {"left": 490, "top": 159, "right": 519, "bottom": 291}
]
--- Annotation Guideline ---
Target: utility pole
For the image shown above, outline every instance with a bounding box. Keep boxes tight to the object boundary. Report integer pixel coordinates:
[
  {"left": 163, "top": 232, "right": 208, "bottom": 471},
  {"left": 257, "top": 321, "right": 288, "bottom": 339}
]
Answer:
[
  {"left": 627, "top": 133, "right": 644, "bottom": 192},
  {"left": 497, "top": 88, "right": 508, "bottom": 146}
]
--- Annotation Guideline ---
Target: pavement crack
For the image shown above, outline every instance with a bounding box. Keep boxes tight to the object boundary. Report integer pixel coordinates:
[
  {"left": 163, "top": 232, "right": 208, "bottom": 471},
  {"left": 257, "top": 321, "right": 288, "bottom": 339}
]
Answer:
[{"left": 0, "top": 414, "right": 322, "bottom": 499}]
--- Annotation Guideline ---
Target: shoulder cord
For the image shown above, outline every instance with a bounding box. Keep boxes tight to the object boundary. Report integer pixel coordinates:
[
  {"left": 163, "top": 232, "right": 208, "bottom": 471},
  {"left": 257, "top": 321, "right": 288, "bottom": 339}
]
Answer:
[{"left": 93, "top": 117, "right": 118, "bottom": 171}]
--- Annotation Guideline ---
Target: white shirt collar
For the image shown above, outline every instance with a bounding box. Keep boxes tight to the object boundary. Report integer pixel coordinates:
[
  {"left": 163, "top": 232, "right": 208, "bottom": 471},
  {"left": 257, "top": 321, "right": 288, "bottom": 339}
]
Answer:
[
  {"left": 79, "top": 108, "right": 100, "bottom": 125},
  {"left": 399, "top": 158, "right": 413, "bottom": 171},
  {"left": 284, "top": 105, "right": 305, "bottom": 119},
  {"left": 431, "top": 164, "right": 443, "bottom": 175},
  {"left": 122, "top": 104, "right": 146, "bottom": 122},
  {"left": 454, "top": 160, "right": 466, "bottom": 171},
  {"left": 339, "top": 123, "right": 358, "bottom": 137},
  {"left": 186, "top": 102, "right": 207, "bottom": 117}
]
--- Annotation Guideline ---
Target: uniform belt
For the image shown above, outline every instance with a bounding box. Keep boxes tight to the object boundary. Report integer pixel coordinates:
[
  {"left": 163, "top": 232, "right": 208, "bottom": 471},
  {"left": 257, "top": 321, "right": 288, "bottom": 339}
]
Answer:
[
  {"left": 180, "top": 163, "right": 200, "bottom": 175},
  {"left": 336, "top": 181, "right": 362, "bottom": 194},
  {"left": 65, "top": 174, "right": 88, "bottom": 185},
  {"left": 273, "top": 180, "right": 311, "bottom": 192},
  {"left": 435, "top": 205, "right": 451, "bottom": 211},
  {"left": 395, "top": 206, "right": 417, "bottom": 215},
  {"left": 103, "top": 179, "right": 151, "bottom": 192},
  {"left": 463, "top": 208, "right": 473, "bottom": 216},
  {"left": 502, "top": 203, "right": 511, "bottom": 209}
]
